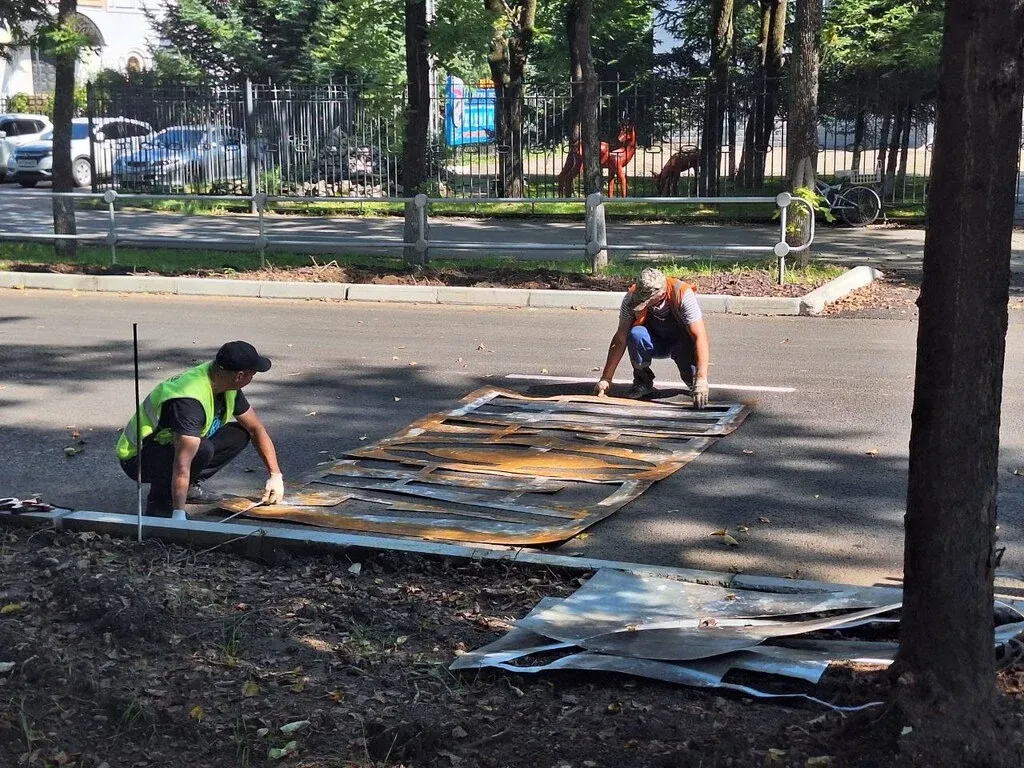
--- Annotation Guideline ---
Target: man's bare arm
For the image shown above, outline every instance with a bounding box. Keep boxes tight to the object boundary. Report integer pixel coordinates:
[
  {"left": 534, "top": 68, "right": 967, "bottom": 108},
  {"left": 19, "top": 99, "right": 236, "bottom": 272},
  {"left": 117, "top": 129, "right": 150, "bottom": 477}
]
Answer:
[{"left": 171, "top": 434, "right": 202, "bottom": 510}]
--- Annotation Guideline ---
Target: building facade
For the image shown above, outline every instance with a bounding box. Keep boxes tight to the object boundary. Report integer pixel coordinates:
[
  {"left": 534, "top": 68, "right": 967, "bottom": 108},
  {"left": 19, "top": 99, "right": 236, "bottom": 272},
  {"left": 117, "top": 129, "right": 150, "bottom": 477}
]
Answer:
[{"left": 1, "top": 0, "right": 162, "bottom": 101}]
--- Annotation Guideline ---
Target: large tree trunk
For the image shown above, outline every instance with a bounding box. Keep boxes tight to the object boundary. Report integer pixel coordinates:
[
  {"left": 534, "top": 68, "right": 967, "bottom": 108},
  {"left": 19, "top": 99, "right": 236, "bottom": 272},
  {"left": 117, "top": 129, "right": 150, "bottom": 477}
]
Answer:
[
  {"left": 566, "top": 0, "right": 582, "bottom": 149},
  {"left": 785, "top": 0, "right": 821, "bottom": 266},
  {"left": 736, "top": 0, "right": 785, "bottom": 189},
  {"left": 485, "top": 0, "right": 535, "bottom": 198},
  {"left": 402, "top": 0, "right": 429, "bottom": 195},
  {"left": 897, "top": 0, "right": 1024, "bottom": 755},
  {"left": 699, "top": 0, "right": 734, "bottom": 197},
  {"left": 51, "top": 0, "right": 78, "bottom": 260},
  {"left": 575, "top": 0, "right": 600, "bottom": 197},
  {"left": 402, "top": 0, "right": 430, "bottom": 266}
]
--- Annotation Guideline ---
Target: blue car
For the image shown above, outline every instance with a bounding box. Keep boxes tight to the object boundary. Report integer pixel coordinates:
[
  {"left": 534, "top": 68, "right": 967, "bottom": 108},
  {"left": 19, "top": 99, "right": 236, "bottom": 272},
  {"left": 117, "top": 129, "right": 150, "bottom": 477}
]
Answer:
[{"left": 113, "top": 125, "right": 249, "bottom": 190}]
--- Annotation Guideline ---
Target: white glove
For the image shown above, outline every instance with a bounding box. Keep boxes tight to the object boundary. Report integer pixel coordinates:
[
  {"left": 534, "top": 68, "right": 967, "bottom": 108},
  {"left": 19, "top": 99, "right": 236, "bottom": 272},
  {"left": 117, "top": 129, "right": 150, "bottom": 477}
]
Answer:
[
  {"left": 171, "top": 509, "right": 188, "bottom": 521},
  {"left": 594, "top": 379, "right": 611, "bottom": 397},
  {"left": 262, "top": 472, "right": 284, "bottom": 504},
  {"left": 692, "top": 377, "right": 710, "bottom": 409}
]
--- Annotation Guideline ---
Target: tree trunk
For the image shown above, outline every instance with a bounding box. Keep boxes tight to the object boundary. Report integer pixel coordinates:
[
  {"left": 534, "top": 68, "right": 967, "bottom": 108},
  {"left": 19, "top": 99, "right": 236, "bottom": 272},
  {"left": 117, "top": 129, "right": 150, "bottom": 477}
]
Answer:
[
  {"left": 699, "top": 0, "right": 734, "bottom": 197},
  {"left": 51, "top": 0, "right": 78, "bottom": 260},
  {"left": 851, "top": 103, "right": 866, "bottom": 173},
  {"left": 898, "top": 0, "right": 1024, "bottom": 752},
  {"left": 576, "top": 0, "right": 600, "bottom": 198},
  {"left": 485, "top": 0, "right": 535, "bottom": 198},
  {"left": 785, "top": 0, "right": 821, "bottom": 267},
  {"left": 402, "top": 0, "right": 429, "bottom": 196},
  {"left": 897, "top": 99, "right": 913, "bottom": 194},
  {"left": 566, "top": 0, "right": 582, "bottom": 149},
  {"left": 737, "top": 0, "right": 785, "bottom": 189},
  {"left": 883, "top": 101, "right": 905, "bottom": 200},
  {"left": 402, "top": 0, "right": 430, "bottom": 266}
]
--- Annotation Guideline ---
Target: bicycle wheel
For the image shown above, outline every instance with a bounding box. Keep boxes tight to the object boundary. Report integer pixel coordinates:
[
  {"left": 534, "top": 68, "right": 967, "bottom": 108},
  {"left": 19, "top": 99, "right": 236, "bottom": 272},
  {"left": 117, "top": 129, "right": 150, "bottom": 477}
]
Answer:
[{"left": 839, "top": 185, "right": 882, "bottom": 226}]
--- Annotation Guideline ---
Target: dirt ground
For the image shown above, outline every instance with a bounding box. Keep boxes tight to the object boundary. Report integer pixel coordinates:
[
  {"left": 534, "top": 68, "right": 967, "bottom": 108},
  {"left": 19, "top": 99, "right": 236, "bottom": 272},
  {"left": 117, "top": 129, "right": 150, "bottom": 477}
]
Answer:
[{"left": 2, "top": 527, "right": 1023, "bottom": 768}]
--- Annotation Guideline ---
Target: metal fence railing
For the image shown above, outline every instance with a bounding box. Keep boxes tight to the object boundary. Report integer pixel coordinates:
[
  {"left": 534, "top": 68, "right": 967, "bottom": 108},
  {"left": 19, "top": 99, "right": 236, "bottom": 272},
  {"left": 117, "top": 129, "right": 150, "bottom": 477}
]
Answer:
[
  {"left": 2, "top": 77, "right": 1017, "bottom": 206},
  {"left": 0, "top": 190, "right": 816, "bottom": 284}
]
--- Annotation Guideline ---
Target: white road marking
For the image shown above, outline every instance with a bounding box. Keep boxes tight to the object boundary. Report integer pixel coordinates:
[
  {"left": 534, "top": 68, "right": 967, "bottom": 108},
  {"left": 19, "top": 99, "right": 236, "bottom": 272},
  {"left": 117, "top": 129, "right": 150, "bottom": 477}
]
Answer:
[{"left": 504, "top": 373, "right": 796, "bottom": 393}]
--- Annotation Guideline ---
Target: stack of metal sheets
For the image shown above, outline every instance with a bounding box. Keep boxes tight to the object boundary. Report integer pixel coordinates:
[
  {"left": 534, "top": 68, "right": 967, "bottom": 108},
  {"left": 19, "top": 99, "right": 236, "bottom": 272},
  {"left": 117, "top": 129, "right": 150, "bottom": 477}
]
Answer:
[{"left": 452, "top": 569, "right": 1024, "bottom": 708}]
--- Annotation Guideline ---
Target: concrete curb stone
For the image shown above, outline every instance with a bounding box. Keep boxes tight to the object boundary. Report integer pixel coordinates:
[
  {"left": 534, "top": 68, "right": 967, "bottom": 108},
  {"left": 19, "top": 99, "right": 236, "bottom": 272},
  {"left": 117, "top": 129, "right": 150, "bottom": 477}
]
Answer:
[{"left": 0, "top": 265, "right": 882, "bottom": 314}]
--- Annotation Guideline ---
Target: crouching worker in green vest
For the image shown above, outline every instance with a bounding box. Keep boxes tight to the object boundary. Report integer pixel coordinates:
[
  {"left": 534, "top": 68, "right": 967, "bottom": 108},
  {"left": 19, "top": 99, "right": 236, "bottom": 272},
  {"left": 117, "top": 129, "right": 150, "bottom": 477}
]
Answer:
[{"left": 116, "top": 341, "right": 284, "bottom": 518}]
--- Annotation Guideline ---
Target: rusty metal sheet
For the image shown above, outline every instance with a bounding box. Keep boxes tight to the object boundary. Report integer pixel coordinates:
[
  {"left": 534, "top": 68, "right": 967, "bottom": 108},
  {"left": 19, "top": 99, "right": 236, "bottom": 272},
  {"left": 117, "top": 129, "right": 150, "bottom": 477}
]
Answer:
[{"left": 214, "top": 387, "right": 750, "bottom": 545}]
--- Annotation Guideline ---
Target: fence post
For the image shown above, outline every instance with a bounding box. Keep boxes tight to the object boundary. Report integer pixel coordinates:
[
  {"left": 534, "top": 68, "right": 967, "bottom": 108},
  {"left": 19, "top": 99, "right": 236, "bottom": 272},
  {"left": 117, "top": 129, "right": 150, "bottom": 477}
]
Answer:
[
  {"left": 403, "top": 193, "right": 429, "bottom": 266},
  {"left": 86, "top": 82, "right": 98, "bottom": 194},
  {"left": 104, "top": 189, "right": 118, "bottom": 265},
  {"left": 253, "top": 192, "right": 268, "bottom": 269},
  {"left": 245, "top": 78, "right": 258, "bottom": 214},
  {"left": 585, "top": 192, "right": 608, "bottom": 273}
]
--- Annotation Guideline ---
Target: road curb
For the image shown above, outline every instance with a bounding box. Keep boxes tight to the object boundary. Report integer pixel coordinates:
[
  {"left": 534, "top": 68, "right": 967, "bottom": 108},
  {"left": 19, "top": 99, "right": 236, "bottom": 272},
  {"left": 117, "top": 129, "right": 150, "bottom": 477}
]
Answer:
[{"left": 0, "top": 267, "right": 879, "bottom": 315}]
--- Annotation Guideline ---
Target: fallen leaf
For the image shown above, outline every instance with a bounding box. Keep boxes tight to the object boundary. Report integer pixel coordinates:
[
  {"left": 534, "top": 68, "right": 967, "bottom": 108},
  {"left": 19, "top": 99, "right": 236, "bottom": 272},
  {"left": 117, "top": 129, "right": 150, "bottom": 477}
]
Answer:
[
  {"left": 256, "top": 727, "right": 270, "bottom": 738},
  {"left": 189, "top": 705, "right": 204, "bottom": 722},
  {"left": 279, "top": 720, "right": 310, "bottom": 735},
  {"left": 392, "top": 356, "right": 400, "bottom": 361},
  {"left": 348, "top": 563, "right": 362, "bottom": 576},
  {"left": 865, "top": 448, "right": 878, "bottom": 457},
  {"left": 359, "top": 434, "right": 368, "bottom": 441},
  {"left": 305, "top": 411, "right": 317, "bottom": 416},
  {"left": 606, "top": 702, "right": 622, "bottom": 714},
  {"left": 394, "top": 396, "right": 401, "bottom": 402},
  {"left": 742, "top": 449, "right": 754, "bottom": 455},
  {"left": 900, "top": 726, "right": 913, "bottom": 736},
  {"left": 1, "top": 603, "right": 22, "bottom": 615},
  {"left": 63, "top": 446, "right": 83, "bottom": 456},
  {"left": 736, "top": 525, "right": 749, "bottom": 533},
  {"left": 1013, "top": 468, "right": 1023, "bottom": 476},
  {"left": 710, "top": 528, "right": 727, "bottom": 537},
  {"left": 451, "top": 725, "right": 468, "bottom": 739},
  {"left": 409, "top": 361, "right": 417, "bottom": 366},
  {"left": 0, "top": 662, "right": 15, "bottom": 673},
  {"left": 326, "top": 689, "right": 345, "bottom": 703},
  {"left": 806, "top": 758, "right": 832, "bottom": 768},
  {"left": 242, "top": 680, "right": 260, "bottom": 698},
  {"left": 268, "top": 741, "right": 298, "bottom": 760},
  {"left": 721, "top": 534, "right": 740, "bottom": 547},
  {"left": 759, "top": 517, "right": 771, "bottom": 524},
  {"left": 591, "top": 367, "right": 600, "bottom": 371}
]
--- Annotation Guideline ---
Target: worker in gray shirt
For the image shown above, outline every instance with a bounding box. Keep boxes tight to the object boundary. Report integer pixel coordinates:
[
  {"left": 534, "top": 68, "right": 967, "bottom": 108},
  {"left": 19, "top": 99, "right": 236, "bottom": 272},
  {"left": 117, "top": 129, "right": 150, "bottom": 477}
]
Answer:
[{"left": 594, "top": 267, "right": 711, "bottom": 406}]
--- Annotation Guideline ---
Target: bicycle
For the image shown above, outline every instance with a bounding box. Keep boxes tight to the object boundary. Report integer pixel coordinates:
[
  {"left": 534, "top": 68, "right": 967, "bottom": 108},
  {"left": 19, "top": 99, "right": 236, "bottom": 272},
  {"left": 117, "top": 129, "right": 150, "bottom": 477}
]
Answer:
[{"left": 814, "top": 171, "right": 883, "bottom": 227}]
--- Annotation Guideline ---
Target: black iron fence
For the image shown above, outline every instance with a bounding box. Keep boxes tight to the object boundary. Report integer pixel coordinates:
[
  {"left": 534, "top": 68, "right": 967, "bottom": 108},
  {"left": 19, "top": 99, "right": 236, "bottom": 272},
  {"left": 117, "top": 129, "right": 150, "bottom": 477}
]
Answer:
[{"left": 75, "top": 77, "right": 1023, "bottom": 205}]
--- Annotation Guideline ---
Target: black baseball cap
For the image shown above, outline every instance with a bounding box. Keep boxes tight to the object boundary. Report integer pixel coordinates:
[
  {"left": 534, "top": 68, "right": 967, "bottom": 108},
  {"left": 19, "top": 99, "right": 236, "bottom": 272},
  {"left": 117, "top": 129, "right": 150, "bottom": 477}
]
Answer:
[{"left": 215, "top": 341, "right": 272, "bottom": 373}]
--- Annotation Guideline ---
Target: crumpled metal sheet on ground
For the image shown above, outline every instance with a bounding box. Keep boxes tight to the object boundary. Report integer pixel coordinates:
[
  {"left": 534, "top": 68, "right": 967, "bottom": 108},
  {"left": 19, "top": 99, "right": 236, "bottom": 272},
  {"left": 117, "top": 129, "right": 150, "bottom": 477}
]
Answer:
[
  {"left": 215, "top": 387, "right": 749, "bottom": 545},
  {"left": 452, "top": 569, "right": 1024, "bottom": 710}
]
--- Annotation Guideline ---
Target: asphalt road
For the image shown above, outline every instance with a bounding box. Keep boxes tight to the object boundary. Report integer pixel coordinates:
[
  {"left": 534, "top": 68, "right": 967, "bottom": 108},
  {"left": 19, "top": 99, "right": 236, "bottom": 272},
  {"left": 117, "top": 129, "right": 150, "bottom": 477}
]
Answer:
[
  {"left": 4, "top": 184, "right": 1024, "bottom": 270},
  {"left": 3, "top": 289, "right": 1023, "bottom": 588}
]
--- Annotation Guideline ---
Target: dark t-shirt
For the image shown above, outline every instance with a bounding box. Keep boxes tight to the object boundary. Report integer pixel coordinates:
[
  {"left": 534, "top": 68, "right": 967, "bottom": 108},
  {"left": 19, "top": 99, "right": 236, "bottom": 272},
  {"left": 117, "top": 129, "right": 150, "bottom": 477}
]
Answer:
[{"left": 157, "top": 391, "right": 251, "bottom": 439}]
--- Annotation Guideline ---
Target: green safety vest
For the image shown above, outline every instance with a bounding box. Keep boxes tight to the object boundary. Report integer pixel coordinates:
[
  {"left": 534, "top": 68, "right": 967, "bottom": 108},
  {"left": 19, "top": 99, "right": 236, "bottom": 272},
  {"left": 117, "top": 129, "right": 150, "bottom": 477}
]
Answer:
[{"left": 115, "top": 362, "right": 238, "bottom": 460}]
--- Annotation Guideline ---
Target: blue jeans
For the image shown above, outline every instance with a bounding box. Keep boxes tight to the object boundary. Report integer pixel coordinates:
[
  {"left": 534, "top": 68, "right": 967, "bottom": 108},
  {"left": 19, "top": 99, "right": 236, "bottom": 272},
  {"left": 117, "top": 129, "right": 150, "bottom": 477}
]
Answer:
[{"left": 627, "top": 325, "right": 696, "bottom": 384}]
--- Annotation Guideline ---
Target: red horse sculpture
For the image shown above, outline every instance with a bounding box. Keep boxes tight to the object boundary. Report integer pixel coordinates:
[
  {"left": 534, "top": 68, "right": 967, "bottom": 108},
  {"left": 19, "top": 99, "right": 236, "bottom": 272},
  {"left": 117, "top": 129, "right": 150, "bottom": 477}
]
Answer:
[
  {"left": 652, "top": 145, "right": 700, "bottom": 196},
  {"left": 557, "top": 121, "right": 638, "bottom": 197}
]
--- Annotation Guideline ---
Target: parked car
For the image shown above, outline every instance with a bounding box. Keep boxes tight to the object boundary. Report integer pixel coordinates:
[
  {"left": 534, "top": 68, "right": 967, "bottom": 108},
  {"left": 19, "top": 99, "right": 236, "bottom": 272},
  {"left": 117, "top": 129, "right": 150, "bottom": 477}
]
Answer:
[
  {"left": 0, "top": 113, "right": 53, "bottom": 182},
  {"left": 113, "top": 125, "right": 249, "bottom": 190},
  {"left": 10, "top": 117, "right": 154, "bottom": 188}
]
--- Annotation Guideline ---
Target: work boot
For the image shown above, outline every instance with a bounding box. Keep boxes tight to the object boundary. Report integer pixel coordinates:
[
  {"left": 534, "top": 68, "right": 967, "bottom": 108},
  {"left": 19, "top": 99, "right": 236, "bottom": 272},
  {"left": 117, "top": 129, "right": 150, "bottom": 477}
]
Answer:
[
  {"left": 626, "top": 366, "right": 656, "bottom": 399},
  {"left": 187, "top": 481, "right": 223, "bottom": 505}
]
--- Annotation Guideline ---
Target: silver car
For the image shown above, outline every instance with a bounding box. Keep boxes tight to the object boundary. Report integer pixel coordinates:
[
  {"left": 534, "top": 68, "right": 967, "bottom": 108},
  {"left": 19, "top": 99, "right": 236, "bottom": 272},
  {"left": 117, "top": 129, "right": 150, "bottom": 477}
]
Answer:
[
  {"left": 0, "top": 114, "right": 53, "bottom": 182},
  {"left": 11, "top": 117, "right": 154, "bottom": 187},
  {"left": 113, "top": 125, "right": 249, "bottom": 190}
]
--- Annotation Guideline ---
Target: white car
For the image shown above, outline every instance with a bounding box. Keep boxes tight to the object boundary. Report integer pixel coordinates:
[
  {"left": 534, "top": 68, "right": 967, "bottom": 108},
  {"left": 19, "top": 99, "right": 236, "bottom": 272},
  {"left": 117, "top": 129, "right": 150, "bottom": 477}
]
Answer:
[
  {"left": 0, "top": 114, "right": 53, "bottom": 182},
  {"left": 10, "top": 117, "right": 154, "bottom": 188}
]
